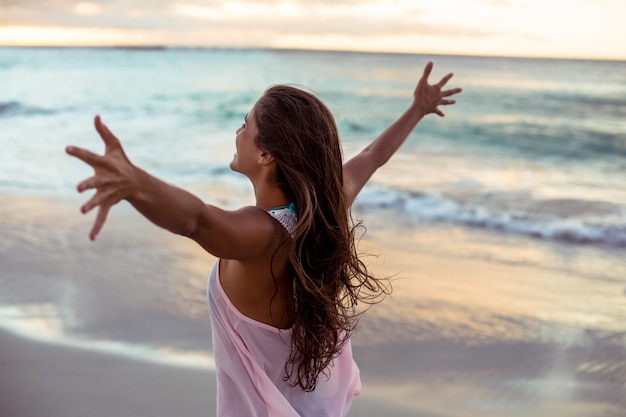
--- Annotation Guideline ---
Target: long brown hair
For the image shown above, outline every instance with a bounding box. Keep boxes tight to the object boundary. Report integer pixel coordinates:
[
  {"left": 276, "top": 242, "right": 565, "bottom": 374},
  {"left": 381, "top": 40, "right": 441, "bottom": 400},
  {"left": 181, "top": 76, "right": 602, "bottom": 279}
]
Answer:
[{"left": 254, "top": 85, "right": 388, "bottom": 391}]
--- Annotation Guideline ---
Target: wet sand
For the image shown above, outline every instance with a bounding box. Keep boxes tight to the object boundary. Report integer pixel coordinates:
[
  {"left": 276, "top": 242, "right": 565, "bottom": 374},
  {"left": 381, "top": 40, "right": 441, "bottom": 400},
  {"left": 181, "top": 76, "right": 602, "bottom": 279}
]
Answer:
[
  {"left": 1, "top": 192, "right": 625, "bottom": 417},
  {"left": 0, "top": 329, "right": 216, "bottom": 417}
]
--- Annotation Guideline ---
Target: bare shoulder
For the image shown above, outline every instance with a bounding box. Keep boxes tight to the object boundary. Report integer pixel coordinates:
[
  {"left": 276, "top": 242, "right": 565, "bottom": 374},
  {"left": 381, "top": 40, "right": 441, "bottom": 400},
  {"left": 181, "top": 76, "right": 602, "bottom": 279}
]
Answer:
[
  {"left": 230, "top": 205, "right": 288, "bottom": 249},
  {"left": 191, "top": 204, "right": 284, "bottom": 261}
]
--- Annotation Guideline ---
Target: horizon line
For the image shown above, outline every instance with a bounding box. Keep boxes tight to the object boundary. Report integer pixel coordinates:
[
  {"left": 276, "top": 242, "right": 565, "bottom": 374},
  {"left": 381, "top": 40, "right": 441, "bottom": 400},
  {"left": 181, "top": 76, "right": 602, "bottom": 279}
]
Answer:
[{"left": 1, "top": 44, "right": 625, "bottom": 63}]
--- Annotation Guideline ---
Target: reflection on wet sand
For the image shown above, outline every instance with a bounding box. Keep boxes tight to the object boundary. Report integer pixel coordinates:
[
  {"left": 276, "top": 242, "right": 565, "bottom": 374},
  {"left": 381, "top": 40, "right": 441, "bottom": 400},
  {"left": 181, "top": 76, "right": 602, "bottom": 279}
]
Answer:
[
  {"left": 350, "top": 229, "right": 626, "bottom": 416},
  {"left": 0, "top": 304, "right": 215, "bottom": 369},
  {"left": 1, "top": 193, "right": 625, "bottom": 416}
]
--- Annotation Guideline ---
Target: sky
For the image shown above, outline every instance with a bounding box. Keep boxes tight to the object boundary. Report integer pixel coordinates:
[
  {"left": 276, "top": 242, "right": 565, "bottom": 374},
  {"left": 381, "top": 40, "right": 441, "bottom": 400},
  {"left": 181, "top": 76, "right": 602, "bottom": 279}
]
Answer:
[{"left": 0, "top": 0, "right": 625, "bottom": 60}]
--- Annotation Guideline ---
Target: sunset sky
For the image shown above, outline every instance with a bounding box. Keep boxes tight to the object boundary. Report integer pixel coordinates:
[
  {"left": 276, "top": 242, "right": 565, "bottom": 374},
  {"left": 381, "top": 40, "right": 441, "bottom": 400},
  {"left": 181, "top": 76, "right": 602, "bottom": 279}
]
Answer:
[{"left": 1, "top": 0, "right": 624, "bottom": 60}]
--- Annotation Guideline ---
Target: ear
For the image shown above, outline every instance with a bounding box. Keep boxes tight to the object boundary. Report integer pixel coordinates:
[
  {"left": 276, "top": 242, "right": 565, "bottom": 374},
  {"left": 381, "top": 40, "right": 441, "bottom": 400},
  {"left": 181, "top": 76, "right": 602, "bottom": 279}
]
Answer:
[{"left": 258, "top": 149, "right": 274, "bottom": 166}]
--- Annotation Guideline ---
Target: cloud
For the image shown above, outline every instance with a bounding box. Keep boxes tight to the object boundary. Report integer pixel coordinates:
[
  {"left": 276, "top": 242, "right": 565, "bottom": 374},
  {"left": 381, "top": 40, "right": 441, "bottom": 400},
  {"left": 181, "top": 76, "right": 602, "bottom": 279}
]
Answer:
[
  {"left": 1, "top": 0, "right": 624, "bottom": 59},
  {"left": 1, "top": 1, "right": 172, "bottom": 29},
  {"left": 0, "top": 0, "right": 420, "bottom": 36},
  {"left": 0, "top": 0, "right": 505, "bottom": 38}
]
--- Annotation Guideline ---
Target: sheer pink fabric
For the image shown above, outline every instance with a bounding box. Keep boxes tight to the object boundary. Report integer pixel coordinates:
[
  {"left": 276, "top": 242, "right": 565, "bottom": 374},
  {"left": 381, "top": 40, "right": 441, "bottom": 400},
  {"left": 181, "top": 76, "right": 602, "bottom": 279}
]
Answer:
[{"left": 207, "top": 262, "right": 361, "bottom": 417}]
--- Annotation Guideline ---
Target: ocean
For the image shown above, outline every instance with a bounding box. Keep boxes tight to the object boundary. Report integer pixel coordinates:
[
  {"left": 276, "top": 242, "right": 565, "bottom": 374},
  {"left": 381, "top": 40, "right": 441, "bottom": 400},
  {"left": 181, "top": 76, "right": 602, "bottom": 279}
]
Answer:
[
  {"left": 2, "top": 47, "right": 625, "bottom": 248},
  {"left": 1, "top": 47, "right": 625, "bottom": 416}
]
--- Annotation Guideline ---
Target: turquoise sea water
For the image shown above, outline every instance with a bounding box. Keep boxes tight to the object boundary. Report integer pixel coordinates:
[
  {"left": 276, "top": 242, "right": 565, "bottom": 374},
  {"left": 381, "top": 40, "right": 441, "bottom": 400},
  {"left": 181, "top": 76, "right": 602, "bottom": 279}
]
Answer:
[{"left": 2, "top": 47, "right": 625, "bottom": 248}]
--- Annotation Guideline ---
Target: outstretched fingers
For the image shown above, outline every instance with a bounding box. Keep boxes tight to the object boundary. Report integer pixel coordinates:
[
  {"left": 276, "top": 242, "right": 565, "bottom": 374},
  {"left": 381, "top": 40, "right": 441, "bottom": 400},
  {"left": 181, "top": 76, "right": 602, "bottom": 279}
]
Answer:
[
  {"left": 94, "top": 115, "right": 122, "bottom": 150},
  {"left": 414, "top": 62, "right": 462, "bottom": 117},
  {"left": 90, "top": 205, "right": 111, "bottom": 241},
  {"left": 437, "top": 72, "right": 454, "bottom": 88},
  {"left": 66, "top": 146, "right": 105, "bottom": 168},
  {"left": 433, "top": 95, "right": 459, "bottom": 116},
  {"left": 66, "top": 115, "right": 126, "bottom": 241},
  {"left": 421, "top": 61, "right": 434, "bottom": 82},
  {"left": 77, "top": 176, "right": 102, "bottom": 193},
  {"left": 80, "top": 188, "right": 109, "bottom": 214},
  {"left": 442, "top": 87, "right": 463, "bottom": 97}
]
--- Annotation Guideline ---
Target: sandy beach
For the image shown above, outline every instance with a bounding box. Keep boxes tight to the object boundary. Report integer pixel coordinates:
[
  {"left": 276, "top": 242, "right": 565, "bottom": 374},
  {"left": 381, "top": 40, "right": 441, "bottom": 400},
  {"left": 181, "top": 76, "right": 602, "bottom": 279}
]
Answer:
[
  {"left": 1, "top": 328, "right": 216, "bottom": 417},
  {"left": 1, "top": 192, "right": 625, "bottom": 417}
]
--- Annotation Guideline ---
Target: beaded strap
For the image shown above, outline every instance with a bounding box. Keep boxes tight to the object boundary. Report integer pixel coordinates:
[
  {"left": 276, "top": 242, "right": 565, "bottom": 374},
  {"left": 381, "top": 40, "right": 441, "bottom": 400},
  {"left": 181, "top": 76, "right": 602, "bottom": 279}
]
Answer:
[{"left": 267, "top": 202, "right": 297, "bottom": 236}]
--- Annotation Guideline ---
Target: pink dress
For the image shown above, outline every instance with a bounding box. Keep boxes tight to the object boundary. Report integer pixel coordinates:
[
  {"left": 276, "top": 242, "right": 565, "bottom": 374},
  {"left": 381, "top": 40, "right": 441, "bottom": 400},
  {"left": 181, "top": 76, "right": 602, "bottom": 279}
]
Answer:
[{"left": 206, "top": 207, "right": 361, "bottom": 417}]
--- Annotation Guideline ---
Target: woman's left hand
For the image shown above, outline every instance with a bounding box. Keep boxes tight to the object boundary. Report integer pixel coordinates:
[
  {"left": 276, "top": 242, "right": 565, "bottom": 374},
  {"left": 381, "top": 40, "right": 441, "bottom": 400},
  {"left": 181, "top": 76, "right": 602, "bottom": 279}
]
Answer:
[{"left": 413, "top": 61, "right": 462, "bottom": 117}]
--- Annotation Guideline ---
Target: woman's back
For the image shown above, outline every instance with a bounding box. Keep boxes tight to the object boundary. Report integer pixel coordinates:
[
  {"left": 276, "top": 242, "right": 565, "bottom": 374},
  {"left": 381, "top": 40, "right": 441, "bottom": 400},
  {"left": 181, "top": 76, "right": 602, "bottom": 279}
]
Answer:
[
  {"left": 218, "top": 214, "right": 293, "bottom": 330},
  {"left": 207, "top": 206, "right": 361, "bottom": 417}
]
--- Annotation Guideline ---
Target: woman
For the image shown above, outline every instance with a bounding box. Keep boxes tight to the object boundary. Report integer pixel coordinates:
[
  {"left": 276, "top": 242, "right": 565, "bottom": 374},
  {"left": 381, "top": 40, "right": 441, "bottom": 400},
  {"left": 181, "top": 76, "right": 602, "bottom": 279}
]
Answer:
[{"left": 66, "top": 61, "right": 461, "bottom": 417}]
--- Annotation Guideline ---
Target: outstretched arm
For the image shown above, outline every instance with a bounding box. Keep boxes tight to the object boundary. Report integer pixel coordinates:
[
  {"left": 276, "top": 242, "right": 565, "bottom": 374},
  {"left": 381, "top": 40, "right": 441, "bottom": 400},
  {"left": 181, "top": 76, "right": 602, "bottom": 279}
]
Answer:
[
  {"left": 343, "top": 62, "right": 461, "bottom": 205},
  {"left": 66, "top": 116, "right": 275, "bottom": 260}
]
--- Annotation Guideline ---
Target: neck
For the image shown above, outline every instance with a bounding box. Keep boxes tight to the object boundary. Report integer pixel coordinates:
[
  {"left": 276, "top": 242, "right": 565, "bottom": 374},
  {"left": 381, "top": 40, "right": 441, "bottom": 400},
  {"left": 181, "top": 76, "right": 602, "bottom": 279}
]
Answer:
[{"left": 252, "top": 179, "right": 289, "bottom": 212}]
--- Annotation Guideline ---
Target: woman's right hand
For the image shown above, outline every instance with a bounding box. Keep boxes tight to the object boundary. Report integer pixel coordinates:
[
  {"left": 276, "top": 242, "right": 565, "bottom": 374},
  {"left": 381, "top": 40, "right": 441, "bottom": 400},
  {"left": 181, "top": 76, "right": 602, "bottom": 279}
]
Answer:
[{"left": 66, "top": 116, "right": 139, "bottom": 241}]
